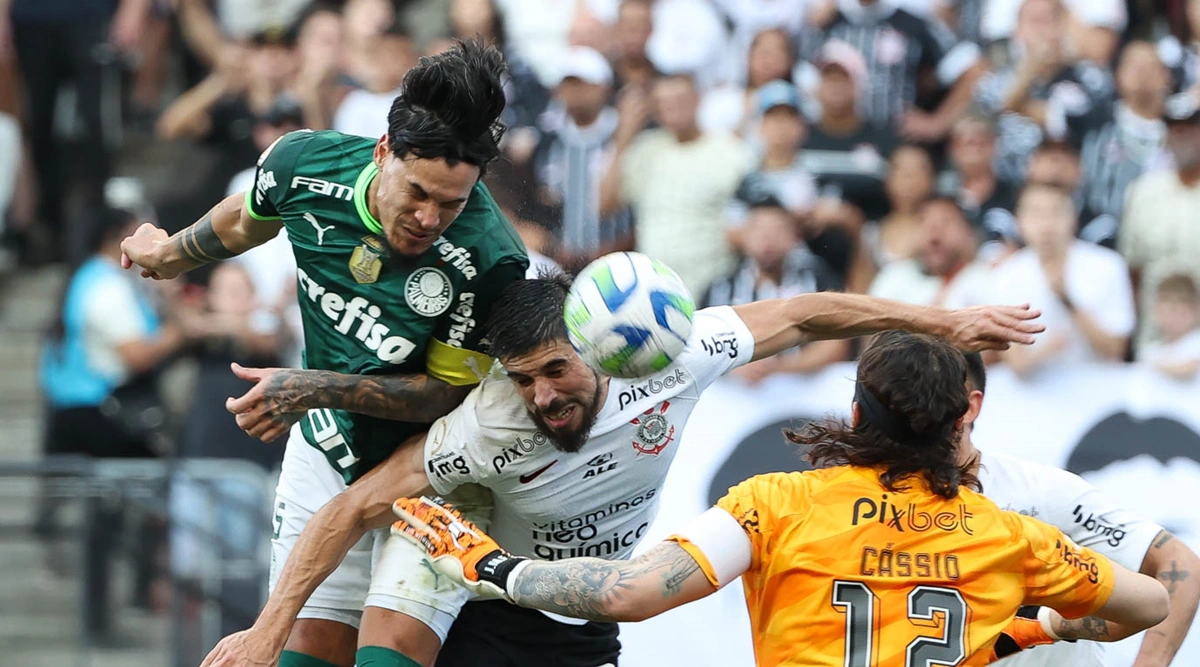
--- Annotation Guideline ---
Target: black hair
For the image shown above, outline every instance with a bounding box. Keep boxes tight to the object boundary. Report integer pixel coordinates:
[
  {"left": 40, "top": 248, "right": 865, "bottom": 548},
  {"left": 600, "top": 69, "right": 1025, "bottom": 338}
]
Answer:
[
  {"left": 386, "top": 38, "right": 507, "bottom": 173},
  {"left": 963, "top": 352, "right": 986, "bottom": 394},
  {"left": 786, "top": 330, "right": 976, "bottom": 499},
  {"left": 1033, "top": 138, "right": 1080, "bottom": 159},
  {"left": 486, "top": 272, "right": 574, "bottom": 360},
  {"left": 918, "top": 193, "right": 967, "bottom": 218}
]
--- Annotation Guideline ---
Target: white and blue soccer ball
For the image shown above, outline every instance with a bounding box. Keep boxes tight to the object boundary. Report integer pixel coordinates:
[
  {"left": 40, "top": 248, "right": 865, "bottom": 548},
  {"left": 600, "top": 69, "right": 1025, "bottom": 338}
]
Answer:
[{"left": 564, "top": 252, "right": 695, "bottom": 379}]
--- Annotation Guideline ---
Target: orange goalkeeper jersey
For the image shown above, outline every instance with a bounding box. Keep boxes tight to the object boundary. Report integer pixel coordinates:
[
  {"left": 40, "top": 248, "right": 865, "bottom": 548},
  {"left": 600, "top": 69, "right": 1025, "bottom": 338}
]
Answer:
[{"left": 707, "top": 466, "right": 1114, "bottom": 667}]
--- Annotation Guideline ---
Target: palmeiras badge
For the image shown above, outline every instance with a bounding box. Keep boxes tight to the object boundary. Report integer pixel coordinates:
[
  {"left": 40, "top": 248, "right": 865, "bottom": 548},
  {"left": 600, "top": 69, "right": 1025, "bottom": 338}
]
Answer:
[
  {"left": 630, "top": 401, "right": 675, "bottom": 456},
  {"left": 349, "top": 236, "right": 385, "bottom": 284}
]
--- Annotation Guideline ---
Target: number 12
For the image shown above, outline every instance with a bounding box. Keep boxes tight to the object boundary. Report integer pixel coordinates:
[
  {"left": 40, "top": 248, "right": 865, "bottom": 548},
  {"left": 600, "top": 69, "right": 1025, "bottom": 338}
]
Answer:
[{"left": 832, "top": 581, "right": 967, "bottom": 667}]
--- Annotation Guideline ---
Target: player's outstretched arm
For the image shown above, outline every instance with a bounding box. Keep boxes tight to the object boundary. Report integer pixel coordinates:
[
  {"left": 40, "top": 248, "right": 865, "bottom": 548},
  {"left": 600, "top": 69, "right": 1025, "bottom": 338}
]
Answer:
[
  {"left": 732, "top": 292, "right": 1045, "bottom": 361},
  {"left": 224, "top": 364, "right": 473, "bottom": 442},
  {"left": 200, "top": 434, "right": 432, "bottom": 667},
  {"left": 120, "top": 191, "right": 282, "bottom": 280},
  {"left": 392, "top": 497, "right": 721, "bottom": 623}
]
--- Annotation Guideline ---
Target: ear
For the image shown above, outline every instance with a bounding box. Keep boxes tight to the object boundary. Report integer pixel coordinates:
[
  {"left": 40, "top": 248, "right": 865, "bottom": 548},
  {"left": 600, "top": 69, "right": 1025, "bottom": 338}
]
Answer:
[
  {"left": 851, "top": 402, "right": 861, "bottom": 428},
  {"left": 962, "top": 389, "right": 984, "bottom": 427},
  {"left": 374, "top": 135, "right": 390, "bottom": 167}
]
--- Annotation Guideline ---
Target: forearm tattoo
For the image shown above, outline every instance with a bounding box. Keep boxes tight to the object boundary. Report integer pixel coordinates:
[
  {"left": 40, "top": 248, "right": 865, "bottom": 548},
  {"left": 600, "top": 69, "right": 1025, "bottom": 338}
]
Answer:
[
  {"left": 510, "top": 543, "right": 701, "bottom": 623},
  {"left": 263, "top": 370, "right": 471, "bottom": 423},
  {"left": 175, "top": 212, "right": 236, "bottom": 264},
  {"left": 1053, "top": 614, "right": 1117, "bottom": 642}
]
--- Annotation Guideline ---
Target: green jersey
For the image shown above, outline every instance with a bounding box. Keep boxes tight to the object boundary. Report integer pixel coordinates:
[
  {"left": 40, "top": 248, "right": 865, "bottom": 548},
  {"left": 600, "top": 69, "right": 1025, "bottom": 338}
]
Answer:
[{"left": 245, "top": 130, "right": 528, "bottom": 483}]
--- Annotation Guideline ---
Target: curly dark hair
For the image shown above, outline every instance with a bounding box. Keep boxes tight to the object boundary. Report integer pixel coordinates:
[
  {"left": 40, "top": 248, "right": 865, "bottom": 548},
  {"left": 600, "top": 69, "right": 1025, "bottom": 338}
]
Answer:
[
  {"left": 485, "top": 270, "right": 575, "bottom": 361},
  {"left": 787, "top": 331, "right": 977, "bottom": 499},
  {"left": 386, "top": 38, "right": 507, "bottom": 172}
]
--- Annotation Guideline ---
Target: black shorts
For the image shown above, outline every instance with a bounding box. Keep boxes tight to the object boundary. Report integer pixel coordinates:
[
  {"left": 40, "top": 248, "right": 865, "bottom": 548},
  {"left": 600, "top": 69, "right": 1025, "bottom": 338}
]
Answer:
[{"left": 435, "top": 599, "right": 620, "bottom": 667}]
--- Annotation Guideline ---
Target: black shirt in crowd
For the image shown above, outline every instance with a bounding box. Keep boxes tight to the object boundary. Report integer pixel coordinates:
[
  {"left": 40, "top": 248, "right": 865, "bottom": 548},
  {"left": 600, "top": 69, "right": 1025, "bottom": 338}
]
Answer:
[{"left": 801, "top": 122, "right": 899, "bottom": 222}]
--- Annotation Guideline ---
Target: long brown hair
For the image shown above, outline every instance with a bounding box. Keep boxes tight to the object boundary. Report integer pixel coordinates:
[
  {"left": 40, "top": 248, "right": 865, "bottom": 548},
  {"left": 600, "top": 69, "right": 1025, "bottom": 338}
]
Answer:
[{"left": 788, "top": 331, "right": 978, "bottom": 499}]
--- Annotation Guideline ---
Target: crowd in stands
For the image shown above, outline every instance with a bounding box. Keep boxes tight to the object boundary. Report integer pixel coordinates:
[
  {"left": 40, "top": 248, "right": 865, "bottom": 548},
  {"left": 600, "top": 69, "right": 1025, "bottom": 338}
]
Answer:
[{"left": 3, "top": 0, "right": 1200, "bottom": 650}]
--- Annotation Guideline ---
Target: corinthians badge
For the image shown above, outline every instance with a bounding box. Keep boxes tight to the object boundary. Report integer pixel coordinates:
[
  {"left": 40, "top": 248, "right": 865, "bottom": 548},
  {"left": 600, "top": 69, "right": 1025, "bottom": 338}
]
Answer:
[
  {"left": 349, "top": 236, "right": 385, "bottom": 284},
  {"left": 630, "top": 401, "right": 675, "bottom": 456}
]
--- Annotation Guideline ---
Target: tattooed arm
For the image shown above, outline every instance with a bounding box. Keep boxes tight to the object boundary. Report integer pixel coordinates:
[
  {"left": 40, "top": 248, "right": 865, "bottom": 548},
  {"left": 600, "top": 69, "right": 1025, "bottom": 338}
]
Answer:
[
  {"left": 1129, "top": 531, "right": 1200, "bottom": 667},
  {"left": 1045, "top": 531, "right": 1195, "bottom": 652},
  {"left": 226, "top": 365, "right": 473, "bottom": 442},
  {"left": 508, "top": 543, "right": 716, "bottom": 623},
  {"left": 121, "top": 192, "right": 282, "bottom": 280}
]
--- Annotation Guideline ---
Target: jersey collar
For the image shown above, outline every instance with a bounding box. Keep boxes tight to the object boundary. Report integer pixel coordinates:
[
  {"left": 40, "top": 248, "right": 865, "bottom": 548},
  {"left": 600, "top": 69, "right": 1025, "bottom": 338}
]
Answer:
[{"left": 354, "top": 162, "right": 384, "bottom": 234}]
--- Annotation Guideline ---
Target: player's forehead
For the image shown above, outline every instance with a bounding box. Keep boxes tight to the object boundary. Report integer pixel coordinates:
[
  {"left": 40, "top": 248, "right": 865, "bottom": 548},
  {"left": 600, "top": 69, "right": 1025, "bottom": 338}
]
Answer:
[
  {"left": 501, "top": 340, "right": 578, "bottom": 376},
  {"left": 397, "top": 155, "right": 478, "bottom": 202}
]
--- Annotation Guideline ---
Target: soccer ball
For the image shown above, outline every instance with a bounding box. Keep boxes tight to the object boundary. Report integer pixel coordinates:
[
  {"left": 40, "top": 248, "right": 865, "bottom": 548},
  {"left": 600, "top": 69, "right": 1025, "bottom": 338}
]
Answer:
[{"left": 564, "top": 252, "right": 695, "bottom": 379}]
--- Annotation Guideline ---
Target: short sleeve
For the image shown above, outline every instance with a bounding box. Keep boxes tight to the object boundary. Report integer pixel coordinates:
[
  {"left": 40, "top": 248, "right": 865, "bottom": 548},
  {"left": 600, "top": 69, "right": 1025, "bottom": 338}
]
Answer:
[
  {"left": 1038, "top": 468, "right": 1163, "bottom": 572},
  {"left": 675, "top": 306, "right": 757, "bottom": 390},
  {"left": 426, "top": 257, "right": 527, "bottom": 386},
  {"left": 1079, "top": 252, "right": 1136, "bottom": 337},
  {"left": 621, "top": 133, "right": 654, "bottom": 205},
  {"left": 244, "top": 130, "right": 314, "bottom": 220},
  {"left": 1015, "top": 513, "right": 1116, "bottom": 619},
  {"left": 916, "top": 16, "right": 979, "bottom": 87},
  {"left": 713, "top": 472, "right": 808, "bottom": 574}
]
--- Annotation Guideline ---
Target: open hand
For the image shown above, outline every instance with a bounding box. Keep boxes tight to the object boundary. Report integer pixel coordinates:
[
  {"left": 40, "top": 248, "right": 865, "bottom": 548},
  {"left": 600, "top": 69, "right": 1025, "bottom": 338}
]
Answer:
[
  {"left": 225, "top": 363, "right": 305, "bottom": 442},
  {"left": 199, "top": 629, "right": 284, "bottom": 667},
  {"left": 943, "top": 304, "right": 1045, "bottom": 352}
]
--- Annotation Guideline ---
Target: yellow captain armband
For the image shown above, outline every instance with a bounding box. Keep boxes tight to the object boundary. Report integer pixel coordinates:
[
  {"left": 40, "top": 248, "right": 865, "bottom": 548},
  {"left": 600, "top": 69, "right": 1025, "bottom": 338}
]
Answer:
[{"left": 426, "top": 338, "right": 497, "bottom": 386}]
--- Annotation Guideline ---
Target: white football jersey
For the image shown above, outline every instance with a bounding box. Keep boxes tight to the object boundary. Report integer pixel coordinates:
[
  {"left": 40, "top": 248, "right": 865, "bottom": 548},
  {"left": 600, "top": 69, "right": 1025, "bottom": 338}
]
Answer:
[
  {"left": 424, "top": 306, "right": 755, "bottom": 562},
  {"left": 978, "top": 451, "right": 1164, "bottom": 667}
]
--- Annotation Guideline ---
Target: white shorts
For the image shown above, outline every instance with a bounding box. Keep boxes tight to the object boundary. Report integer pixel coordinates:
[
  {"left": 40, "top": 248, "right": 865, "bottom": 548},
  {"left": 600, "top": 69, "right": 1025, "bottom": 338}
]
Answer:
[{"left": 269, "top": 422, "right": 492, "bottom": 640}]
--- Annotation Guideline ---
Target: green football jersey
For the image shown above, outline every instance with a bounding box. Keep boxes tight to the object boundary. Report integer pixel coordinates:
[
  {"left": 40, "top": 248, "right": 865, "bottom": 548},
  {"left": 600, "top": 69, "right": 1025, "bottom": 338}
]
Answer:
[{"left": 245, "top": 130, "right": 528, "bottom": 483}]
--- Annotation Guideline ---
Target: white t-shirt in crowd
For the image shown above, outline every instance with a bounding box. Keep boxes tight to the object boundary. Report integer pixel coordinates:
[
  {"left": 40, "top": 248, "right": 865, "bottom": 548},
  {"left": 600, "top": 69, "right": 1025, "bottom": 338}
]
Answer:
[
  {"left": 424, "top": 307, "right": 755, "bottom": 565},
  {"left": 84, "top": 260, "right": 156, "bottom": 386},
  {"left": 332, "top": 88, "right": 400, "bottom": 140},
  {"left": 977, "top": 450, "right": 1163, "bottom": 667},
  {"left": 1139, "top": 329, "right": 1200, "bottom": 366},
  {"left": 622, "top": 130, "right": 755, "bottom": 295},
  {"left": 986, "top": 241, "right": 1135, "bottom": 365},
  {"left": 868, "top": 258, "right": 991, "bottom": 309}
]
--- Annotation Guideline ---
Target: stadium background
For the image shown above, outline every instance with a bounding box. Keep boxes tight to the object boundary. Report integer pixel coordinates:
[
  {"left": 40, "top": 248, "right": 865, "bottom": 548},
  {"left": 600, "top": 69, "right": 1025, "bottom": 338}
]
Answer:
[{"left": 0, "top": 0, "right": 1198, "bottom": 665}]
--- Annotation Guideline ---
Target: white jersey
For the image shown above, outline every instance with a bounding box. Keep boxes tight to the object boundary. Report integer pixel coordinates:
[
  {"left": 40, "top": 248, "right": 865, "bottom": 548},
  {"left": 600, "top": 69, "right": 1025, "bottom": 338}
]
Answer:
[
  {"left": 978, "top": 451, "right": 1164, "bottom": 667},
  {"left": 424, "top": 306, "right": 754, "bottom": 562}
]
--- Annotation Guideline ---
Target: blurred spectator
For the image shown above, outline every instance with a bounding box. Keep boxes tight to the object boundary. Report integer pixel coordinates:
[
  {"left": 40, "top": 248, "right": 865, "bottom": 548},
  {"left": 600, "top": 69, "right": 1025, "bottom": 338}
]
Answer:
[
  {"left": 700, "top": 28, "right": 796, "bottom": 135},
  {"left": 703, "top": 196, "right": 849, "bottom": 382},
  {"left": 711, "top": 0, "right": 807, "bottom": 71},
  {"left": 1120, "top": 94, "right": 1200, "bottom": 352},
  {"left": 341, "top": 0, "right": 395, "bottom": 87},
  {"left": 532, "top": 47, "right": 632, "bottom": 269},
  {"left": 601, "top": 74, "right": 754, "bottom": 295},
  {"left": 974, "top": 0, "right": 1114, "bottom": 184},
  {"left": 988, "top": 184, "right": 1135, "bottom": 376},
  {"left": 210, "top": 0, "right": 309, "bottom": 41},
  {"left": 170, "top": 262, "right": 286, "bottom": 645},
  {"left": 1158, "top": 0, "right": 1200, "bottom": 94},
  {"left": 938, "top": 114, "right": 1019, "bottom": 243},
  {"left": 38, "top": 208, "right": 195, "bottom": 643},
  {"left": 291, "top": 2, "right": 346, "bottom": 132},
  {"left": 937, "top": 0, "right": 987, "bottom": 45},
  {"left": 868, "top": 195, "right": 989, "bottom": 307},
  {"left": 799, "top": 0, "right": 984, "bottom": 142},
  {"left": 981, "top": 0, "right": 1127, "bottom": 67},
  {"left": 870, "top": 144, "right": 935, "bottom": 267},
  {"left": 642, "top": 0, "right": 728, "bottom": 88},
  {"left": 801, "top": 41, "right": 895, "bottom": 222},
  {"left": 726, "top": 81, "right": 818, "bottom": 237},
  {"left": 5, "top": 0, "right": 146, "bottom": 264},
  {"left": 332, "top": 24, "right": 415, "bottom": 138},
  {"left": 611, "top": 0, "right": 657, "bottom": 90},
  {"left": 1045, "top": 40, "right": 1170, "bottom": 248},
  {"left": 1138, "top": 273, "right": 1200, "bottom": 380}
]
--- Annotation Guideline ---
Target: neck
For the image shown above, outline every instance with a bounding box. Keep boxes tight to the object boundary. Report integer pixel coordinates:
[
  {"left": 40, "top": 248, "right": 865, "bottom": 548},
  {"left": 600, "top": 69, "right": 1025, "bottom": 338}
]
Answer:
[
  {"left": 959, "top": 434, "right": 981, "bottom": 474},
  {"left": 1126, "top": 99, "right": 1162, "bottom": 121},
  {"left": 571, "top": 108, "right": 601, "bottom": 128},
  {"left": 1179, "top": 165, "right": 1200, "bottom": 186},
  {"left": 673, "top": 126, "right": 702, "bottom": 143},
  {"left": 762, "top": 146, "right": 795, "bottom": 169},
  {"left": 366, "top": 166, "right": 382, "bottom": 221},
  {"left": 821, "top": 111, "right": 862, "bottom": 135}
]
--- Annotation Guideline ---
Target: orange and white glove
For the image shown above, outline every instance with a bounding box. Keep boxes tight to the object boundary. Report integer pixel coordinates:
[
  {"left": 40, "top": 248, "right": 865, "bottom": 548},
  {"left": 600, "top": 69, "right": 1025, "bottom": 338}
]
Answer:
[
  {"left": 990, "top": 606, "right": 1066, "bottom": 661},
  {"left": 392, "top": 496, "right": 529, "bottom": 601}
]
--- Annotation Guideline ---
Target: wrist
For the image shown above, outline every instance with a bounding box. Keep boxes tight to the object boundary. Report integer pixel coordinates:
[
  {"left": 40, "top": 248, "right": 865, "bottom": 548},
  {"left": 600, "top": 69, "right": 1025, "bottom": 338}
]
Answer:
[
  {"left": 1038, "top": 606, "right": 1063, "bottom": 640},
  {"left": 474, "top": 549, "right": 529, "bottom": 599}
]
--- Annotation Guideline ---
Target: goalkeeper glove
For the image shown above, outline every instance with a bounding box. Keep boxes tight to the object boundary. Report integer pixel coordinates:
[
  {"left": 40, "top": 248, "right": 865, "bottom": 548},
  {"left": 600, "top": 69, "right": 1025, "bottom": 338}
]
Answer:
[
  {"left": 392, "top": 496, "right": 529, "bottom": 601},
  {"left": 990, "top": 606, "right": 1067, "bottom": 661}
]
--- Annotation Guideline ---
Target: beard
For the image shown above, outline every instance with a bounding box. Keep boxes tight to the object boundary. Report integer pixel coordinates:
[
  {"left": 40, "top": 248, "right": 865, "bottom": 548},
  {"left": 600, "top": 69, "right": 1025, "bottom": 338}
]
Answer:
[{"left": 528, "top": 372, "right": 604, "bottom": 453}]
